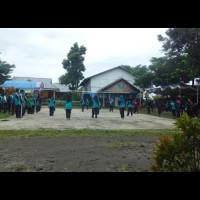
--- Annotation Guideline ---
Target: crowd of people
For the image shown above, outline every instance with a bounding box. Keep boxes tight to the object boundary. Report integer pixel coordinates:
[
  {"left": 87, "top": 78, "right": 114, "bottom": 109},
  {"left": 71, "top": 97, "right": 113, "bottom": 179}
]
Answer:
[
  {"left": 2, "top": 89, "right": 199, "bottom": 121},
  {"left": 62, "top": 94, "right": 139, "bottom": 120},
  {"left": 145, "top": 98, "right": 199, "bottom": 118},
  {"left": 0, "top": 88, "right": 42, "bottom": 119}
]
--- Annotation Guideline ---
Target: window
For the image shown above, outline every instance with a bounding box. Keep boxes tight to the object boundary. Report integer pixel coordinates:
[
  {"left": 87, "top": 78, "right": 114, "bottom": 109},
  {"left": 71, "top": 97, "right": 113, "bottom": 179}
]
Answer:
[{"left": 117, "top": 84, "right": 126, "bottom": 89}]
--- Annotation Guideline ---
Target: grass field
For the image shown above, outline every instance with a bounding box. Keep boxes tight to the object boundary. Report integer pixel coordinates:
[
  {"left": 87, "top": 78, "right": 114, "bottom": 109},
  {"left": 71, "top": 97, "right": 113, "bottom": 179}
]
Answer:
[
  {"left": 0, "top": 112, "right": 12, "bottom": 119},
  {"left": 0, "top": 128, "right": 178, "bottom": 139}
]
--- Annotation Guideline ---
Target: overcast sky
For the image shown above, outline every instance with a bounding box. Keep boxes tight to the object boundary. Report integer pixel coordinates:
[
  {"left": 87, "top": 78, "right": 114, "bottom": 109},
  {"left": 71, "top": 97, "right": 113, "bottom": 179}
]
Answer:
[{"left": 0, "top": 28, "right": 168, "bottom": 83}]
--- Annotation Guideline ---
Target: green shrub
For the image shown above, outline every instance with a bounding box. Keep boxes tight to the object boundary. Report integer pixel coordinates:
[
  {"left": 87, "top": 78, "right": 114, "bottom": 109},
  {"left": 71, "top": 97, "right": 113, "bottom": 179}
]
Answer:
[{"left": 151, "top": 113, "right": 200, "bottom": 172}]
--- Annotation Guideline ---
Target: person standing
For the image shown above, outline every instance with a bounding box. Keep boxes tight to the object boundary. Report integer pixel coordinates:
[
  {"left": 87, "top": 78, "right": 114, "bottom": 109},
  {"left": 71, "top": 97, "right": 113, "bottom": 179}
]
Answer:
[
  {"left": 20, "top": 90, "right": 26, "bottom": 117},
  {"left": 3, "top": 94, "right": 7, "bottom": 113},
  {"left": 109, "top": 98, "right": 114, "bottom": 112},
  {"left": 119, "top": 95, "right": 125, "bottom": 119},
  {"left": 175, "top": 98, "right": 181, "bottom": 118},
  {"left": 80, "top": 97, "right": 85, "bottom": 112},
  {"left": 7, "top": 92, "right": 14, "bottom": 114},
  {"left": 86, "top": 98, "right": 89, "bottom": 110},
  {"left": 157, "top": 101, "right": 163, "bottom": 117},
  {"left": 27, "top": 95, "right": 32, "bottom": 115},
  {"left": 0, "top": 94, "right": 2, "bottom": 113},
  {"left": 36, "top": 98, "right": 40, "bottom": 113},
  {"left": 36, "top": 94, "right": 42, "bottom": 112},
  {"left": 65, "top": 93, "right": 73, "bottom": 120},
  {"left": 49, "top": 96, "right": 56, "bottom": 116},
  {"left": 92, "top": 95, "right": 99, "bottom": 118},
  {"left": 126, "top": 99, "right": 133, "bottom": 116},
  {"left": 31, "top": 94, "right": 36, "bottom": 114},
  {"left": 184, "top": 99, "right": 189, "bottom": 115},
  {"left": 146, "top": 101, "right": 151, "bottom": 115},
  {"left": 14, "top": 89, "right": 22, "bottom": 118},
  {"left": 170, "top": 100, "right": 176, "bottom": 119}
]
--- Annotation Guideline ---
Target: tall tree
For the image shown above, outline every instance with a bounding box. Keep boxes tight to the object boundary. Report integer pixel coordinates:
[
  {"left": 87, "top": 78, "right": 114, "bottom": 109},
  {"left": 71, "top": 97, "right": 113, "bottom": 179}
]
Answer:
[
  {"left": 59, "top": 42, "right": 87, "bottom": 90},
  {"left": 132, "top": 65, "right": 153, "bottom": 90},
  {"left": 158, "top": 28, "right": 200, "bottom": 80},
  {"left": 121, "top": 64, "right": 153, "bottom": 89},
  {"left": 149, "top": 55, "right": 194, "bottom": 87},
  {"left": 0, "top": 56, "right": 15, "bottom": 85}
]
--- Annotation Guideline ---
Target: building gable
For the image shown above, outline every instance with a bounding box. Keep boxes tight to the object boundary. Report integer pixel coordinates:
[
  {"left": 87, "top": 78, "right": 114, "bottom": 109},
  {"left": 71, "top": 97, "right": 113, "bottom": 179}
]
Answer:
[{"left": 98, "top": 78, "right": 140, "bottom": 93}]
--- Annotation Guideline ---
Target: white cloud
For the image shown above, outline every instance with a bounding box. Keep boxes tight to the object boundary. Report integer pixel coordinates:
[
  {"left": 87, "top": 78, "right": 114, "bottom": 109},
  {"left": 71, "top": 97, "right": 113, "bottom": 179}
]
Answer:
[{"left": 0, "top": 28, "right": 167, "bottom": 83}]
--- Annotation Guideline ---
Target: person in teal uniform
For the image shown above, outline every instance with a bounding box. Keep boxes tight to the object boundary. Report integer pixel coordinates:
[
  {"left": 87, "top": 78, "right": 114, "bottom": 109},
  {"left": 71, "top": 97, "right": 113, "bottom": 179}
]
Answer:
[
  {"left": 109, "top": 98, "right": 114, "bottom": 112},
  {"left": 86, "top": 98, "right": 89, "bottom": 110},
  {"left": 80, "top": 97, "right": 85, "bottom": 112},
  {"left": 119, "top": 95, "right": 125, "bottom": 119},
  {"left": 14, "top": 88, "right": 22, "bottom": 118},
  {"left": 0, "top": 93, "right": 2, "bottom": 113},
  {"left": 36, "top": 98, "right": 40, "bottom": 113},
  {"left": 49, "top": 96, "right": 56, "bottom": 116},
  {"left": 31, "top": 94, "right": 36, "bottom": 114},
  {"left": 126, "top": 99, "right": 133, "bottom": 116},
  {"left": 20, "top": 90, "right": 27, "bottom": 117},
  {"left": 170, "top": 100, "right": 176, "bottom": 119},
  {"left": 92, "top": 95, "right": 99, "bottom": 118},
  {"left": 65, "top": 93, "right": 72, "bottom": 120},
  {"left": 27, "top": 95, "right": 32, "bottom": 115}
]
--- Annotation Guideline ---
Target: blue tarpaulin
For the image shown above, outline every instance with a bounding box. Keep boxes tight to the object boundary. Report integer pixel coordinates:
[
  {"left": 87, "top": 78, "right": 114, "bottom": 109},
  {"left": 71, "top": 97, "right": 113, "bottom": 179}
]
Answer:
[{"left": 3, "top": 81, "right": 36, "bottom": 89}]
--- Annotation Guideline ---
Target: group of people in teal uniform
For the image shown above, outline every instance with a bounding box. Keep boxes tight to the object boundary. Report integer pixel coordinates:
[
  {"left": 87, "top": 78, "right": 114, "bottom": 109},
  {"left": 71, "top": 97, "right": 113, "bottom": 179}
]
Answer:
[
  {"left": 12, "top": 88, "right": 42, "bottom": 119},
  {"left": 59, "top": 93, "right": 102, "bottom": 120},
  {"left": 80, "top": 97, "right": 90, "bottom": 112},
  {"left": 80, "top": 95, "right": 101, "bottom": 118}
]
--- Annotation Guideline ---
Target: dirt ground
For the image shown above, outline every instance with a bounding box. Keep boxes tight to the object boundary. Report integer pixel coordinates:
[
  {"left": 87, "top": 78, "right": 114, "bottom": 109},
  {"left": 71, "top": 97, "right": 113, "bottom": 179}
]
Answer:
[
  {"left": 0, "top": 107, "right": 175, "bottom": 172},
  {"left": 0, "top": 107, "right": 176, "bottom": 130},
  {"left": 0, "top": 135, "right": 160, "bottom": 172}
]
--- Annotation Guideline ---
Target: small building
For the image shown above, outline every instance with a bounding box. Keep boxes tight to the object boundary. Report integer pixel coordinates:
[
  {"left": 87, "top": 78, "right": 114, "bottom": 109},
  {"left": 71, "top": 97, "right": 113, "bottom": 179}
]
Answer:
[
  {"left": 2, "top": 81, "right": 44, "bottom": 94},
  {"left": 79, "top": 66, "right": 142, "bottom": 107},
  {"left": 53, "top": 83, "right": 71, "bottom": 99},
  {"left": 97, "top": 78, "right": 140, "bottom": 107},
  {"left": 11, "top": 77, "right": 59, "bottom": 99}
]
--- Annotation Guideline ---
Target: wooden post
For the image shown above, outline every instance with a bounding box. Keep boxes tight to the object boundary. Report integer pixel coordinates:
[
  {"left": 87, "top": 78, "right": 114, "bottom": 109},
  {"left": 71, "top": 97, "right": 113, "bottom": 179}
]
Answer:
[
  {"left": 30, "top": 85, "right": 32, "bottom": 95},
  {"left": 139, "top": 89, "right": 142, "bottom": 113},
  {"left": 53, "top": 90, "right": 55, "bottom": 98},
  {"left": 103, "top": 93, "right": 105, "bottom": 107}
]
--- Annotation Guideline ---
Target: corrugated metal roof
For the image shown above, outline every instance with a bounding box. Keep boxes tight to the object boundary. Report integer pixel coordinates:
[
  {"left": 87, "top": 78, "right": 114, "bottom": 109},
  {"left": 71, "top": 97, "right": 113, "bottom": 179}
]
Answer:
[
  {"left": 79, "top": 66, "right": 134, "bottom": 86},
  {"left": 53, "top": 83, "right": 71, "bottom": 93},
  {"left": 12, "top": 77, "right": 58, "bottom": 90}
]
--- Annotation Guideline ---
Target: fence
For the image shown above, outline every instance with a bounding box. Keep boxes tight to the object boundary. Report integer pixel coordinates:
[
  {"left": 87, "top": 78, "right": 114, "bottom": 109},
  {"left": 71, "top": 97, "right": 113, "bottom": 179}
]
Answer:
[{"left": 42, "top": 99, "right": 81, "bottom": 106}]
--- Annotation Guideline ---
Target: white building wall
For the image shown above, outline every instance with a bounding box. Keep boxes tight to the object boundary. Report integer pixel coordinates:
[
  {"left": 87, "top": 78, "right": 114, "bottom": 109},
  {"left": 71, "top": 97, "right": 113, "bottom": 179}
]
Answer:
[{"left": 90, "top": 68, "right": 135, "bottom": 93}]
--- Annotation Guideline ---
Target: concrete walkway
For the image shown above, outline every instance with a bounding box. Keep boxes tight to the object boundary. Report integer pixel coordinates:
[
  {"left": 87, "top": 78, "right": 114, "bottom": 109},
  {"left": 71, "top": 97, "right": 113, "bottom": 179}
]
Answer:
[{"left": 0, "top": 107, "right": 176, "bottom": 130}]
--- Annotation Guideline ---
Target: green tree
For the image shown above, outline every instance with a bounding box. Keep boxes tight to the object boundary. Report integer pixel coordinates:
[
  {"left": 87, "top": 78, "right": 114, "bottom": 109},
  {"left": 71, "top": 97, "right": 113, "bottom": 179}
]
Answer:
[
  {"left": 59, "top": 42, "right": 87, "bottom": 90},
  {"left": 158, "top": 28, "right": 200, "bottom": 81},
  {"left": 0, "top": 56, "right": 15, "bottom": 85},
  {"left": 121, "top": 65, "right": 153, "bottom": 89},
  {"left": 132, "top": 65, "right": 153, "bottom": 90},
  {"left": 149, "top": 55, "right": 194, "bottom": 87}
]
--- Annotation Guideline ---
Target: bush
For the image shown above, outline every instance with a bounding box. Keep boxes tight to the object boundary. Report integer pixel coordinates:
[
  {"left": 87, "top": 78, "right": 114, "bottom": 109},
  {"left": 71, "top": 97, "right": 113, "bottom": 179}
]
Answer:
[{"left": 150, "top": 113, "right": 200, "bottom": 172}]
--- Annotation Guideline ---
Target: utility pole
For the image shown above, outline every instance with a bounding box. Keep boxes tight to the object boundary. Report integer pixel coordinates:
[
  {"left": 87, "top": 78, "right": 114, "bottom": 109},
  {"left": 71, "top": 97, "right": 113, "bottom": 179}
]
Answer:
[{"left": 139, "top": 89, "right": 142, "bottom": 113}]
